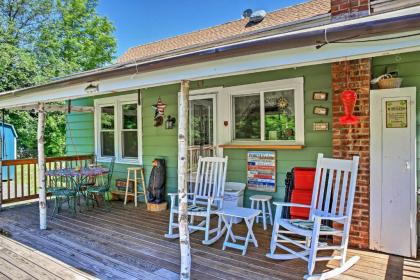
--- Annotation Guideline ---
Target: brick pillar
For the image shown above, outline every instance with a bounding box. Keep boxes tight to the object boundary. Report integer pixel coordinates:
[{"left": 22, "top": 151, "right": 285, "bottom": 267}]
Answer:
[
  {"left": 331, "top": 0, "right": 370, "bottom": 21},
  {"left": 332, "top": 59, "right": 371, "bottom": 249}
]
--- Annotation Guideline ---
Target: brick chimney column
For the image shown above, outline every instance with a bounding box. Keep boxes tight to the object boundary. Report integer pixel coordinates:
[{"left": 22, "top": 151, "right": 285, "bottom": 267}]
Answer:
[
  {"left": 331, "top": 0, "right": 370, "bottom": 21},
  {"left": 331, "top": 0, "right": 371, "bottom": 250}
]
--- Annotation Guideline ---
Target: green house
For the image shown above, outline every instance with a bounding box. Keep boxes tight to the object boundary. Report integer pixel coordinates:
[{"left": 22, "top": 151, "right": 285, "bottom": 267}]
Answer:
[{"left": 1, "top": 0, "right": 420, "bottom": 260}]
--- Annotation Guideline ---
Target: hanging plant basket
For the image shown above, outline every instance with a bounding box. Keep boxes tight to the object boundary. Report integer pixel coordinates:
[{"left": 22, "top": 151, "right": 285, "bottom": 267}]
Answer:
[{"left": 377, "top": 74, "right": 403, "bottom": 89}]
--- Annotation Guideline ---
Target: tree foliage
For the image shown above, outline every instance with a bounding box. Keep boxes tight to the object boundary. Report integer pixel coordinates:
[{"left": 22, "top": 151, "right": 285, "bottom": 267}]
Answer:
[{"left": 0, "top": 0, "right": 116, "bottom": 157}]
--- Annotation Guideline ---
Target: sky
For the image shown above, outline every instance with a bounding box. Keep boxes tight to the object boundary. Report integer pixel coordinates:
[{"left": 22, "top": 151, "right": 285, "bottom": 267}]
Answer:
[{"left": 97, "top": 0, "right": 305, "bottom": 58}]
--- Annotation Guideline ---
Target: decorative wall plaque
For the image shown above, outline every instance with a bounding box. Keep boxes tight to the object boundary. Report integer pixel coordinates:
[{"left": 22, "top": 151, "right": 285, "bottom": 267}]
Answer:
[
  {"left": 386, "top": 100, "right": 407, "bottom": 128},
  {"left": 247, "top": 151, "right": 276, "bottom": 192},
  {"left": 312, "top": 91, "right": 328, "bottom": 101},
  {"left": 313, "top": 122, "right": 329, "bottom": 131},
  {"left": 313, "top": 106, "right": 329, "bottom": 116}
]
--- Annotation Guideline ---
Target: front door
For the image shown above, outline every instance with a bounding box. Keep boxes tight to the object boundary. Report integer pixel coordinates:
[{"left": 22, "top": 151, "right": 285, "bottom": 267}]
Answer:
[
  {"left": 370, "top": 87, "right": 417, "bottom": 258},
  {"left": 188, "top": 94, "right": 217, "bottom": 180}
]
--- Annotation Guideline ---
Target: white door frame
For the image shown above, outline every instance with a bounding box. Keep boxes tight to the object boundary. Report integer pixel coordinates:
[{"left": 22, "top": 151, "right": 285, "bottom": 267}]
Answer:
[
  {"left": 188, "top": 87, "right": 223, "bottom": 156},
  {"left": 370, "top": 87, "right": 417, "bottom": 258}
]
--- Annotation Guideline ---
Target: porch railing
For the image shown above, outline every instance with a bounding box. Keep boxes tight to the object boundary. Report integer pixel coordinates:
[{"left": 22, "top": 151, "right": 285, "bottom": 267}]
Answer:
[{"left": 1, "top": 154, "right": 94, "bottom": 204}]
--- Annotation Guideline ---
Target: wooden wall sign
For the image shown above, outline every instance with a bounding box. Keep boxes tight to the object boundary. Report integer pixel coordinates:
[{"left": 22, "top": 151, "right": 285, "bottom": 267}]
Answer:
[
  {"left": 313, "top": 106, "right": 328, "bottom": 116},
  {"left": 247, "top": 151, "right": 276, "bottom": 192},
  {"left": 313, "top": 91, "right": 328, "bottom": 101},
  {"left": 313, "top": 122, "right": 329, "bottom": 131}
]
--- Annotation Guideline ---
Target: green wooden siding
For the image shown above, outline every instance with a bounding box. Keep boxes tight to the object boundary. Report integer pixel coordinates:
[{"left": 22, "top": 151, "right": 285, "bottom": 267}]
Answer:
[
  {"left": 66, "top": 98, "right": 95, "bottom": 155},
  {"left": 66, "top": 64, "right": 332, "bottom": 204}
]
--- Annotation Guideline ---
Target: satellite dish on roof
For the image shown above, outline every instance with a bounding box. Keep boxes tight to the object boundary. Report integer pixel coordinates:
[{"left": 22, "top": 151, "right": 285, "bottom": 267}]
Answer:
[
  {"left": 242, "top": 9, "right": 253, "bottom": 18},
  {"left": 249, "top": 10, "right": 267, "bottom": 23}
]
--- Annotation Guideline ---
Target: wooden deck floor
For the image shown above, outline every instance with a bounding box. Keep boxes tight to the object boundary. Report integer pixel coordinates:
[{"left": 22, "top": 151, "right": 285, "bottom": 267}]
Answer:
[{"left": 0, "top": 201, "right": 418, "bottom": 280}]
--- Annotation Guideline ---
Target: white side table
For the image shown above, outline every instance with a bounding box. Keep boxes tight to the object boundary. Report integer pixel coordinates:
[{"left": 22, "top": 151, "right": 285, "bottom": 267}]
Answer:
[
  {"left": 217, "top": 207, "right": 261, "bottom": 255},
  {"left": 250, "top": 195, "right": 273, "bottom": 230}
]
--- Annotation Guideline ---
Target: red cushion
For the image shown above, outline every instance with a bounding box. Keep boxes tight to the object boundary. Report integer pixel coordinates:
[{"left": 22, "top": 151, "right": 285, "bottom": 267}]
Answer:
[
  {"left": 290, "top": 167, "right": 316, "bottom": 219},
  {"left": 290, "top": 189, "right": 312, "bottom": 219},
  {"left": 293, "top": 167, "right": 316, "bottom": 191}
]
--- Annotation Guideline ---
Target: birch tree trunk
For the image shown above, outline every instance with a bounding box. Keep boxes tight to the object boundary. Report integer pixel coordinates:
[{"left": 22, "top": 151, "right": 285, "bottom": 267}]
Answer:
[
  {"left": 178, "top": 80, "right": 191, "bottom": 279},
  {"left": 37, "top": 102, "right": 47, "bottom": 230}
]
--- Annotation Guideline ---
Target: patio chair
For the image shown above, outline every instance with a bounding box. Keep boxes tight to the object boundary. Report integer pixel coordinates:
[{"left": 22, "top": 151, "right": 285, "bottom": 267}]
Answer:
[
  {"left": 47, "top": 177, "right": 78, "bottom": 217},
  {"left": 85, "top": 157, "right": 115, "bottom": 211},
  {"left": 266, "top": 153, "right": 360, "bottom": 279},
  {"left": 165, "top": 156, "right": 228, "bottom": 245}
]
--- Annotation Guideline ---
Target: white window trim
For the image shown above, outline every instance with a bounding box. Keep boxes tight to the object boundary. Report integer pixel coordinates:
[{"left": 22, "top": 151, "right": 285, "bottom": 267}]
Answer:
[
  {"left": 223, "top": 77, "right": 305, "bottom": 145},
  {"left": 94, "top": 93, "right": 143, "bottom": 164}
]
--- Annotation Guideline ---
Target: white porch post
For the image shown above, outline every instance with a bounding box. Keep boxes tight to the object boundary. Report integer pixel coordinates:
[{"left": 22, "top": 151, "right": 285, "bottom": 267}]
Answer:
[
  {"left": 178, "top": 80, "right": 191, "bottom": 279},
  {"left": 37, "top": 102, "right": 47, "bottom": 230}
]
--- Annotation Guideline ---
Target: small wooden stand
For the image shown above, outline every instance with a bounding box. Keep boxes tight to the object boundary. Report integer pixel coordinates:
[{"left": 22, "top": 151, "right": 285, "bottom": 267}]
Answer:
[
  {"left": 122, "top": 167, "right": 147, "bottom": 207},
  {"left": 147, "top": 202, "right": 167, "bottom": 212}
]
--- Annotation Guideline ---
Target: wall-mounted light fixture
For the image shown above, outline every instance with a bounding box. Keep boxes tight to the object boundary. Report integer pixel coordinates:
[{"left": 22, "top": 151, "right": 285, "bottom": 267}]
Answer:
[
  {"left": 85, "top": 83, "right": 99, "bottom": 94},
  {"left": 165, "top": 115, "right": 176, "bottom": 129}
]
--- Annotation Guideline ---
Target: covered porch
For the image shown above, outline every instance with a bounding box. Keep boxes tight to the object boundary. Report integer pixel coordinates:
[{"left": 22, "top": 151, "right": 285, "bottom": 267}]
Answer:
[{"left": 0, "top": 201, "right": 418, "bottom": 280}]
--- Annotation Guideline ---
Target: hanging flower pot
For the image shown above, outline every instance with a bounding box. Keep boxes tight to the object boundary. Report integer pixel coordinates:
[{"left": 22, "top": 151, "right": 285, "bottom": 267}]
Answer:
[{"left": 339, "top": 90, "right": 359, "bottom": 125}]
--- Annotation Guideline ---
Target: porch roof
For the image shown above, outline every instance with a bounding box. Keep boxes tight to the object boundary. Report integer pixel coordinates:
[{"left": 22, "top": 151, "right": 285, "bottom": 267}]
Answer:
[{"left": 1, "top": 5, "right": 420, "bottom": 108}]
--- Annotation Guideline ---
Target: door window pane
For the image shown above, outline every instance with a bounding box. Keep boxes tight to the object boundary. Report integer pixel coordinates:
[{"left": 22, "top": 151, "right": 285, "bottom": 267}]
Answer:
[
  {"left": 101, "top": 131, "right": 115, "bottom": 156},
  {"left": 264, "top": 90, "right": 295, "bottom": 141},
  {"left": 189, "top": 99, "right": 213, "bottom": 146},
  {"left": 101, "top": 106, "right": 114, "bottom": 129},
  {"left": 234, "top": 95, "right": 260, "bottom": 140},
  {"left": 122, "top": 131, "right": 138, "bottom": 158},
  {"left": 122, "top": 104, "right": 137, "bottom": 129}
]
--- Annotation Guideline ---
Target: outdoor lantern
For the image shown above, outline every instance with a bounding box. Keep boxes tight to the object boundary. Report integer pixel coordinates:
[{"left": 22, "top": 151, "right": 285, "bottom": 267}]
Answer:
[
  {"left": 339, "top": 89, "right": 359, "bottom": 125},
  {"left": 165, "top": 115, "right": 176, "bottom": 129}
]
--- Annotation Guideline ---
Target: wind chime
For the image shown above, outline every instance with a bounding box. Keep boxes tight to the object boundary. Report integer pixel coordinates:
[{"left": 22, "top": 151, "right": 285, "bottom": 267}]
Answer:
[{"left": 339, "top": 61, "right": 359, "bottom": 125}]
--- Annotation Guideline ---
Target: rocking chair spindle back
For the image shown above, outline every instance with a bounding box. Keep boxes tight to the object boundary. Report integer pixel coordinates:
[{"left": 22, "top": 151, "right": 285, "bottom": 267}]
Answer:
[
  {"left": 166, "top": 156, "right": 228, "bottom": 245},
  {"left": 267, "top": 154, "right": 360, "bottom": 279}
]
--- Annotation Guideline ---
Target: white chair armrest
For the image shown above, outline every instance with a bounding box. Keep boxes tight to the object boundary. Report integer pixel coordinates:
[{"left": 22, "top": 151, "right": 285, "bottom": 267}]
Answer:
[
  {"left": 273, "top": 202, "right": 311, "bottom": 208},
  {"left": 168, "top": 192, "right": 195, "bottom": 196},
  {"left": 313, "top": 213, "right": 348, "bottom": 222}
]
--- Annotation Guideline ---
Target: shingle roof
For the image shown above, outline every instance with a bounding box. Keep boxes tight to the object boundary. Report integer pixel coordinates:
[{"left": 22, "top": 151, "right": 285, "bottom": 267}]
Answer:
[{"left": 117, "top": 0, "right": 331, "bottom": 63}]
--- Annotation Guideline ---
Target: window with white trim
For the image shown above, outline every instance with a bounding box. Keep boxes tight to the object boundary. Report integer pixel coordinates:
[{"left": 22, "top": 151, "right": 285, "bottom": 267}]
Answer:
[
  {"left": 95, "top": 93, "right": 142, "bottom": 164},
  {"left": 100, "top": 106, "right": 115, "bottom": 157},
  {"left": 228, "top": 78, "right": 304, "bottom": 145}
]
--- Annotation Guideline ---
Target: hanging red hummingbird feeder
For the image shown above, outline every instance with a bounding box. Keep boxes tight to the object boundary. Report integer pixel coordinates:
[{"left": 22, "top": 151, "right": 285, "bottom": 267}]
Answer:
[{"left": 339, "top": 89, "right": 359, "bottom": 125}]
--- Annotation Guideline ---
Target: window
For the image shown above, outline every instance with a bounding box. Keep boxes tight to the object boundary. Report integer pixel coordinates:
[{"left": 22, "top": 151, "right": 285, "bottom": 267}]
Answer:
[
  {"left": 121, "top": 103, "right": 138, "bottom": 158},
  {"left": 233, "top": 95, "right": 260, "bottom": 140},
  {"left": 229, "top": 78, "right": 304, "bottom": 145},
  {"left": 100, "top": 106, "right": 115, "bottom": 157},
  {"left": 95, "top": 93, "right": 142, "bottom": 164},
  {"left": 264, "top": 90, "right": 296, "bottom": 141}
]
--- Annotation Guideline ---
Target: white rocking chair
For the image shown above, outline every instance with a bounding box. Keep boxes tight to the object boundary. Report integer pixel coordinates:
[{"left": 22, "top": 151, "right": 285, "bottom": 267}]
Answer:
[
  {"left": 266, "top": 153, "right": 360, "bottom": 279},
  {"left": 165, "top": 156, "right": 228, "bottom": 245}
]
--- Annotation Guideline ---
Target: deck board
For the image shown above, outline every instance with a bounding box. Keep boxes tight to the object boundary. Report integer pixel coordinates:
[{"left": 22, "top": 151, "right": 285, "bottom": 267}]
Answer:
[{"left": 0, "top": 201, "right": 418, "bottom": 280}]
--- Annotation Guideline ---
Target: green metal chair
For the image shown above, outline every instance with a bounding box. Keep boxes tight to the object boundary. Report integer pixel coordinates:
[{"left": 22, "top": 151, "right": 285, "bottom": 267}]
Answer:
[
  {"left": 48, "top": 176, "right": 78, "bottom": 218},
  {"left": 85, "top": 157, "right": 115, "bottom": 211}
]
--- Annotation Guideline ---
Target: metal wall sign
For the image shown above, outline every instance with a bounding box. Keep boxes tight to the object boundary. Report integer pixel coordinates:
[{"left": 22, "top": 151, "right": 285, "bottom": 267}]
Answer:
[
  {"left": 247, "top": 151, "right": 276, "bottom": 192},
  {"left": 386, "top": 100, "right": 407, "bottom": 128}
]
